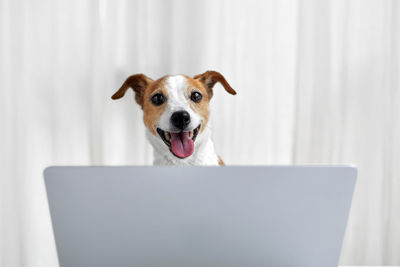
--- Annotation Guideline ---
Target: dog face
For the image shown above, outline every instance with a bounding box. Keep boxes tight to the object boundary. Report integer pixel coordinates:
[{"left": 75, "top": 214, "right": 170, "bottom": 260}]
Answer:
[{"left": 112, "top": 71, "right": 236, "bottom": 159}]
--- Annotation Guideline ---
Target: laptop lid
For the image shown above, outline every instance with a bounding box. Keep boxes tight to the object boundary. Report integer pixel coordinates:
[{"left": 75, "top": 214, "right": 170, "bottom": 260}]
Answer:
[{"left": 44, "top": 166, "right": 356, "bottom": 267}]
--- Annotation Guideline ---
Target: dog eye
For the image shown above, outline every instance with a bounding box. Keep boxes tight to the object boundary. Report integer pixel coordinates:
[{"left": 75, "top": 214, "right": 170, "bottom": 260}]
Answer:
[
  {"left": 151, "top": 93, "right": 166, "bottom": 106},
  {"left": 190, "top": 91, "right": 202, "bottom": 103}
]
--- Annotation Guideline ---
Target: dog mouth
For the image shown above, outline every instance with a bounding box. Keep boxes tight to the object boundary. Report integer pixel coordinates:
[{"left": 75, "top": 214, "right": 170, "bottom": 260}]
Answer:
[{"left": 156, "top": 124, "right": 201, "bottom": 159}]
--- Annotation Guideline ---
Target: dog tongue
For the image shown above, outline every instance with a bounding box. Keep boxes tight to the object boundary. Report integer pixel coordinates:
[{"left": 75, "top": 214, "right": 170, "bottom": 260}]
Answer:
[{"left": 170, "top": 132, "right": 194, "bottom": 158}]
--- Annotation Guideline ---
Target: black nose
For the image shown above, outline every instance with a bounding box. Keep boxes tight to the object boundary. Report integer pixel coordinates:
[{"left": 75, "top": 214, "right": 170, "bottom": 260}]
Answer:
[{"left": 170, "top": 111, "right": 191, "bottom": 130}]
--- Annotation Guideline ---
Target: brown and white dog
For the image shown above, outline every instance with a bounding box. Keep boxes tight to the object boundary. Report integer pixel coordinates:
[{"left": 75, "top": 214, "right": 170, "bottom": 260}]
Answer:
[{"left": 111, "top": 71, "right": 236, "bottom": 166}]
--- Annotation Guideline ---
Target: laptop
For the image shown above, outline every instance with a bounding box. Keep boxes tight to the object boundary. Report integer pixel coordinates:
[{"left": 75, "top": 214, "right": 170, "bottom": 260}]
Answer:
[{"left": 44, "top": 166, "right": 356, "bottom": 267}]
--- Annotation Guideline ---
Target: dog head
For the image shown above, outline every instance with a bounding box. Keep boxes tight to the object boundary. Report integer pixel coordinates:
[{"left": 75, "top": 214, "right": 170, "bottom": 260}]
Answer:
[{"left": 112, "top": 71, "right": 236, "bottom": 159}]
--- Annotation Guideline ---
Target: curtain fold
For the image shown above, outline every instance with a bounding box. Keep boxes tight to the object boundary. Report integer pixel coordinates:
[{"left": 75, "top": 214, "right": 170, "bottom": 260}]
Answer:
[{"left": 0, "top": 0, "right": 399, "bottom": 266}]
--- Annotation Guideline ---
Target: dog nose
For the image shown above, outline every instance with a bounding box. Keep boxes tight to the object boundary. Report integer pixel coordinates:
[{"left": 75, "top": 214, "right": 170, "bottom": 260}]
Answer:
[{"left": 170, "top": 111, "right": 191, "bottom": 130}]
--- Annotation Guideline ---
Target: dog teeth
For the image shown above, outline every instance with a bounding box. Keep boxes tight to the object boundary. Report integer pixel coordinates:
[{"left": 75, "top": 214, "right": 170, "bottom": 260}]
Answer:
[
  {"left": 189, "top": 131, "right": 193, "bottom": 139},
  {"left": 165, "top": 132, "right": 171, "bottom": 141}
]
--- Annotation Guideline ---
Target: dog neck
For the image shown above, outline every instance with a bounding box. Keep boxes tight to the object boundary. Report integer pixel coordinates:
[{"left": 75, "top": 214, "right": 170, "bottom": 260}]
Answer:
[{"left": 146, "top": 127, "right": 220, "bottom": 166}]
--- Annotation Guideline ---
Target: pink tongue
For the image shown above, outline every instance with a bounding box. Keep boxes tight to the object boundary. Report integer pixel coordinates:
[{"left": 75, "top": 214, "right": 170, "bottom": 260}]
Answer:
[{"left": 170, "top": 132, "right": 194, "bottom": 158}]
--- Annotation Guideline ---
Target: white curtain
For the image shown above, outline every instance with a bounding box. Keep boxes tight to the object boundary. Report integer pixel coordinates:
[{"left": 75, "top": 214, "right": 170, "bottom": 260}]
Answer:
[{"left": 0, "top": 0, "right": 399, "bottom": 266}]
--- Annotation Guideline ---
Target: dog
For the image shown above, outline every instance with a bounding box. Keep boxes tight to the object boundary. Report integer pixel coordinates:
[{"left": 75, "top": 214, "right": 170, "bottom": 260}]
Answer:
[{"left": 111, "top": 71, "right": 236, "bottom": 165}]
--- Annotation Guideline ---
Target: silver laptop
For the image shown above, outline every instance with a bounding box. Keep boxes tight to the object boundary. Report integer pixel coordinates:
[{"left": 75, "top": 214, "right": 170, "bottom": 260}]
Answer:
[{"left": 44, "top": 166, "right": 356, "bottom": 267}]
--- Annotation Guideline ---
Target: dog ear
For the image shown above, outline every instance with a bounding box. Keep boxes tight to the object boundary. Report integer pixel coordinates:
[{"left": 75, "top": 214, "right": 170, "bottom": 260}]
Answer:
[
  {"left": 193, "top": 71, "right": 237, "bottom": 99},
  {"left": 111, "top": 74, "right": 153, "bottom": 107}
]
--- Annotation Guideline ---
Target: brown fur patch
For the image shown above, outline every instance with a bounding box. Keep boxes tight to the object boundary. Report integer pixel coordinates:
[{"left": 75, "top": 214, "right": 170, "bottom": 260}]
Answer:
[
  {"left": 142, "top": 76, "right": 168, "bottom": 135},
  {"left": 185, "top": 76, "right": 210, "bottom": 133},
  {"left": 111, "top": 74, "right": 154, "bottom": 106},
  {"left": 193, "top": 71, "right": 237, "bottom": 99}
]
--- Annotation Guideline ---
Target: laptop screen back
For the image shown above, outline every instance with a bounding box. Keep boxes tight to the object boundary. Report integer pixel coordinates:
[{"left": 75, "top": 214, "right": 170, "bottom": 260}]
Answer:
[{"left": 44, "top": 166, "right": 356, "bottom": 267}]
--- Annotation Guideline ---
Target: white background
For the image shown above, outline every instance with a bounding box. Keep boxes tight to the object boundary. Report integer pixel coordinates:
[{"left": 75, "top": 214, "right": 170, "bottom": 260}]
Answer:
[{"left": 0, "top": 0, "right": 399, "bottom": 266}]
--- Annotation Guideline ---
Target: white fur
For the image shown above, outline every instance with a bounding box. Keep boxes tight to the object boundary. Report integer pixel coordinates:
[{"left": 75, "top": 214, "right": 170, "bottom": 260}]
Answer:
[
  {"left": 157, "top": 75, "right": 202, "bottom": 132},
  {"left": 146, "top": 75, "right": 220, "bottom": 165}
]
